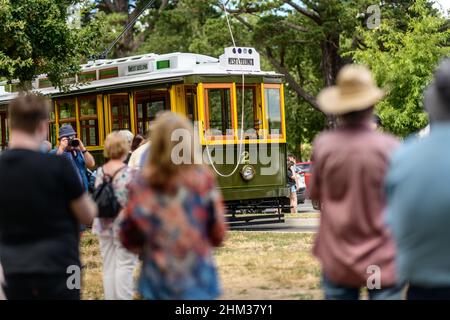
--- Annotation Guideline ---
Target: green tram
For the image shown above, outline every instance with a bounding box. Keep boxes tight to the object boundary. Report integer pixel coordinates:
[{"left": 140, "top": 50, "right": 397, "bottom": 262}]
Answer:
[{"left": 0, "top": 47, "right": 290, "bottom": 225}]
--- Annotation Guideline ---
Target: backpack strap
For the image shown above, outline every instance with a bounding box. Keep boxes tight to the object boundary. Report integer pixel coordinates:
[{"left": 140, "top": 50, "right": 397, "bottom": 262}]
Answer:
[{"left": 102, "top": 165, "right": 126, "bottom": 183}]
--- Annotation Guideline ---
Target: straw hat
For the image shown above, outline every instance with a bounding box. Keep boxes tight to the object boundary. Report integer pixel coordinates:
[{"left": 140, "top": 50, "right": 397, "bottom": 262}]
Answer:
[{"left": 317, "top": 65, "right": 385, "bottom": 115}]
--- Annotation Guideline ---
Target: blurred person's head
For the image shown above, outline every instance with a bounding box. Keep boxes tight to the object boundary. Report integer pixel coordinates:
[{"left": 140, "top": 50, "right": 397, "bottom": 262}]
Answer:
[
  {"left": 103, "top": 131, "right": 130, "bottom": 161},
  {"left": 287, "top": 160, "right": 295, "bottom": 169},
  {"left": 119, "top": 130, "right": 134, "bottom": 148},
  {"left": 287, "top": 154, "right": 296, "bottom": 163},
  {"left": 424, "top": 58, "right": 450, "bottom": 124},
  {"left": 142, "top": 111, "right": 202, "bottom": 189},
  {"left": 131, "top": 134, "right": 145, "bottom": 152},
  {"left": 8, "top": 94, "right": 50, "bottom": 148},
  {"left": 317, "top": 64, "right": 384, "bottom": 127}
]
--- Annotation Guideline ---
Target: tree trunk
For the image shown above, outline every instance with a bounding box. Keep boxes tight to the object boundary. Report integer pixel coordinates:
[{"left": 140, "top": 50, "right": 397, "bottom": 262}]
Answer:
[{"left": 320, "top": 33, "right": 342, "bottom": 129}]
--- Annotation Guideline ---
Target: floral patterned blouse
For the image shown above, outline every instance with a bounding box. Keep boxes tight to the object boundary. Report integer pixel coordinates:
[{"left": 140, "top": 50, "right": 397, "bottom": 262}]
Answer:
[
  {"left": 92, "top": 165, "right": 134, "bottom": 236},
  {"left": 120, "top": 167, "right": 226, "bottom": 300}
]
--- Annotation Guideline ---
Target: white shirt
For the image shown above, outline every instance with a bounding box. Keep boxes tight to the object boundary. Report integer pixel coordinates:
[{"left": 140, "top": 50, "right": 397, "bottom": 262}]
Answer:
[{"left": 128, "top": 142, "right": 150, "bottom": 170}]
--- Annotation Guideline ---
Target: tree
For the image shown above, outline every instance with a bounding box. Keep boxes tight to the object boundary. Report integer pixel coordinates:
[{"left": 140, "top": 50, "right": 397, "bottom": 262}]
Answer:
[
  {"left": 3, "top": 0, "right": 444, "bottom": 154},
  {"left": 93, "top": 0, "right": 177, "bottom": 58},
  {"left": 353, "top": 0, "right": 450, "bottom": 137},
  {"left": 0, "top": 0, "right": 101, "bottom": 89}
]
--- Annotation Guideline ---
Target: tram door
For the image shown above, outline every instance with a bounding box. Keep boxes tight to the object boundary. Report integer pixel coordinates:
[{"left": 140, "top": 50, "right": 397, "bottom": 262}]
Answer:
[
  {"left": 0, "top": 112, "right": 8, "bottom": 150},
  {"left": 109, "top": 94, "right": 131, "bottom": 131}
]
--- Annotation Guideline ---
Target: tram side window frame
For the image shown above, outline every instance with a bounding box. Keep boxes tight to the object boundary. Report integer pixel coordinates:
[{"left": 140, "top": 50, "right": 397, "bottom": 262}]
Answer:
[
  {"left": 236, "top": 84, "right": 262, "bottom": 140},
  {"left": 55, "top": 98, "right": 77, "bottom": 141},
  {"left": 185, "top": 85, "right": 198, "bottom": 123},
  {"left": 263, "top": 84, "right": 284, "bottom": 140},
  {"left": 78, "top": 95, "right": 99, "bottom": 147},
  {"left": 203, "top": 83, "right": 236, "bottom": 141},
  {"left": 48, "top": 103, "right": 56, "bottom": 147},
  {"left": 134, "top": 89, "right": 170, "bottom": 136},
  {"left": 109, "top": 93, "right": 131, "bottom": 132},
  {"left": 54, "top": 96, "right": 101, "bottom": 148},
  {"left": 0, "top": 108, "right": 8, "bottom": 150}
]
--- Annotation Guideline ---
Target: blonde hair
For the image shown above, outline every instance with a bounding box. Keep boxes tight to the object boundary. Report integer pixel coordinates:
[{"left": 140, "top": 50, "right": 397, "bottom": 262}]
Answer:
[
  {"left": 103, "top": 131, "right": 130, "bottom": 160},
  {"left": 118, "top": 130, "right": 134, "bottom": 145},
  {"left": 143, "top": 111, "right": 202, "bottom": 188}
]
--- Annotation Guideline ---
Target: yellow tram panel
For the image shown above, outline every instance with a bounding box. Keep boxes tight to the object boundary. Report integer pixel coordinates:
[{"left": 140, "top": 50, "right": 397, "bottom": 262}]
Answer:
[
  {"left": 96, "top": 94, "right": 105, "bottom": 147},
  {"left": 129, "top": 92, "right": 136, "bottom": 134},
  {"left": 171, "top": 84, "right": 187, "bottom": 116}
]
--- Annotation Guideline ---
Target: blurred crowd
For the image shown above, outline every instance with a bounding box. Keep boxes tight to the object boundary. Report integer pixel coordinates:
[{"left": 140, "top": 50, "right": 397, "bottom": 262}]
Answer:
[
  {"left": 310, "top": 59, "right": 450, "bottom": 300},
  {"left": 0, "top": 58, "right": 449, "bottom": 300},
  {"left": 0, "top": 100, "right": 226, "bottom": 300}
]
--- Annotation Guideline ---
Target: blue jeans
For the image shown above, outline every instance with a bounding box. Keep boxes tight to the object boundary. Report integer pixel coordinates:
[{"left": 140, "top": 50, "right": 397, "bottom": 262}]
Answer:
[
  {"left": 408, "top": 285, "right": 450, "bottom": 300},
  {"left": 322, "top": 275, "right": 404, "bottom": 300}
]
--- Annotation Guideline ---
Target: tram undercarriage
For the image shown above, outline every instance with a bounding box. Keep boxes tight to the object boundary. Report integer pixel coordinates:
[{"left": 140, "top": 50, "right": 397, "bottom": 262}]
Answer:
[{"left": 225, "top": 196, "right": 290, "bottom": 227}]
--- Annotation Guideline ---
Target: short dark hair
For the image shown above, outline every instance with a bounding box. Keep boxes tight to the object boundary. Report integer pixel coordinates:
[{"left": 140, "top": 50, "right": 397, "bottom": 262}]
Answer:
[
  {"left": 9, "top": 94, "right": 50, "bottom": 134},
  {"left": 340, "top": 106, "right": 374, "bottom": 126}
]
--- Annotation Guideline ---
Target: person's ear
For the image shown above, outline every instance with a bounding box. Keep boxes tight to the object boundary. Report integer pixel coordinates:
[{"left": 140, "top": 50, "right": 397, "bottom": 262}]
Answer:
[{"left": 37, "top": 120, "right": 48, "bottom": 140}]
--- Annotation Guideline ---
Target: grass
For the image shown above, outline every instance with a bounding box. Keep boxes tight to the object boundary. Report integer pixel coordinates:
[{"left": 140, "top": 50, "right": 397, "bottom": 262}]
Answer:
[{"left": 80, "top": 230, "right": 322, "bottom": 300}]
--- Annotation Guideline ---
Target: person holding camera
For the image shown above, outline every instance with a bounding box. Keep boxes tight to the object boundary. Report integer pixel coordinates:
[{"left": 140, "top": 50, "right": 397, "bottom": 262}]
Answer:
[{"left": 52, "top": 125, "right": 95, "bottom": 191}]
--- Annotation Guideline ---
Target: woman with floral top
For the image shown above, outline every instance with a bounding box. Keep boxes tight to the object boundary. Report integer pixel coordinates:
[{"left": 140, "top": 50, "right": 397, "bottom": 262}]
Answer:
[
  {"left": 93, "top": 132, "right": 138, "bottom": 300},
  {"left": 120, "top": 112, "right": 227, "bottom": 300}
]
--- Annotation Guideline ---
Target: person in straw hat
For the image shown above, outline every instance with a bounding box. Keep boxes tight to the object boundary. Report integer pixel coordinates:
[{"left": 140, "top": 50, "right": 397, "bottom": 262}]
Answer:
[
  {"left": 309, "top": 64, "right": 403, "bottom": 300},
  {"left": 385, "top": 58, "right": 450, "bottom": 300}
]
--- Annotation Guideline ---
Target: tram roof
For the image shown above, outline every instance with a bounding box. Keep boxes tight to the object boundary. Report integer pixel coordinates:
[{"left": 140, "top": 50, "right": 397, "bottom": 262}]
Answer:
[{"left": 0, "top": 47, "right": 283, "bottom": 104}]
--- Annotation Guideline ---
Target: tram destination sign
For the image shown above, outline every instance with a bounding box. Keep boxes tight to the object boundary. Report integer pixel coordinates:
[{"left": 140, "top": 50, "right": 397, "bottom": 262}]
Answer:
[
  {"left": 125, "top": 61, "right": 153, "bottom": 76},
  {"left": 220, "top": 47, "right": 261, "bottom": 72},
  {"left": 228, "top": 57, "right": 254, "bottom": 66}
]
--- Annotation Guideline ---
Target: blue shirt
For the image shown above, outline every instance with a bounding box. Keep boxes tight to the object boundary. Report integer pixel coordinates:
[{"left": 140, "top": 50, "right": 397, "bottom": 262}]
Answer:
[
  {"left": 386, "top": 123, "right": 450, "bottom": 287},
  {"left": 50, "top": 149, "right": 88, "bottom": 191}
]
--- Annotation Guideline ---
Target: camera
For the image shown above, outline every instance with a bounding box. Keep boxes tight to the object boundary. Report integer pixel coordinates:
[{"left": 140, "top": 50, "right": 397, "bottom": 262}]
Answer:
[{"left": 69, "top": 137, "right": 80, "bottom": 148}]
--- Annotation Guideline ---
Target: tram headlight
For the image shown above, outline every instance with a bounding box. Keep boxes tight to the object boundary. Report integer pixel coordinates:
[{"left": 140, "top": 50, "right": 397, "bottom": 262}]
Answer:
[{"left": 241, "top": 165, "right": 255, "bottom": 181}]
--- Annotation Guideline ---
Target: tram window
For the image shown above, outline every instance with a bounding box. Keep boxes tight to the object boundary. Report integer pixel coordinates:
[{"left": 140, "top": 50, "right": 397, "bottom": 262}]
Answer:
[
  {"left": 58, "top": 100, "right": 76, "bottom": 119},
  {"left": 205, "top": 87, "right": 233, "bottom": 137},
  {"left": 148, "top": 100, "right": 164, "bottom": 118},
  {"left": 48, "top": 123, "right": 56, "bottom": 146},
  {"left": 78, "top": 96, "right": 99, "bottom": 146},
  {"left": 80, "top": 120, "right": 98, "bottom": 146},
  {"left": 185, "top": 87, "right": 197, "bottom": 122},
  {"left": 48, "top": 106, "right": 56, "bottom": 146},
  {"left": 236, "top": 86, "right": 258, "bottom": 138},
  {"left": 264, "top": 86, "right": 282, "bottom": 137},
  {"left": 135, "top": 90, "right": 169, "bottom": 135},
  {"left": 0, "top": 111, "right": 7, "bottom": 150},
  {"left": 56, "top": 99, "right": 77, "bottom": 140},
  {"left": 110, "top": 95, "right": 131, "bottom": 131}
]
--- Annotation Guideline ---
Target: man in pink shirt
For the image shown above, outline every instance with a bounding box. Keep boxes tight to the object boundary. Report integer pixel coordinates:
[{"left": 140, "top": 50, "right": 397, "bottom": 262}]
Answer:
[{"left": 310, "top": 65, "right": 403, "bottom": 300}]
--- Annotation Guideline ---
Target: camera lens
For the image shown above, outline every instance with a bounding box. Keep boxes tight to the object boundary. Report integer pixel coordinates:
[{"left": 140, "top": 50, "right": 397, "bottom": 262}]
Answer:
[{"left": 70, "top": 139, "right": 80, "bottom": 147}]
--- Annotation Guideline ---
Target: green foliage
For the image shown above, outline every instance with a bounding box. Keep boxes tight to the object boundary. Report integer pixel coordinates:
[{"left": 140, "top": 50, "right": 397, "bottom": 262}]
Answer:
[
  {"left": 0, "top": 0, "right": 102, "bottom": 89},
  {"left": 138, "top": 1, "right": 224, "bottom": 56},
  {"left": 2, "top": 0, "right": 447, "bottom": 148},
  {"left": 353, "top": 0, "right": 450, "bottom": 137}
]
